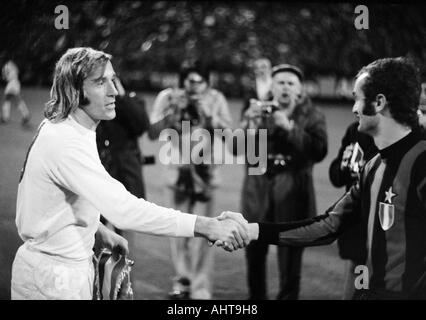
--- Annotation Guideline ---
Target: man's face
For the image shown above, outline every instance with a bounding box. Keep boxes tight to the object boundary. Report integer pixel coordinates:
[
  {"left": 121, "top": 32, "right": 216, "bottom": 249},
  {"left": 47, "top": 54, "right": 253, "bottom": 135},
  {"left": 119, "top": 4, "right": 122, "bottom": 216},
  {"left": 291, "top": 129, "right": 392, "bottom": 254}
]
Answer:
[
  {"left": 352, "top": 73, "right": 380, "bottom": 135},
  {"left": 253, "top": 59, "right": 271, "bottom": 78},
  {"left": 184, "top": 72, "right": 207, "bottom": 97},
  {"left": 418, "top": 82, "right": 426, "bottom": 128},
  {"left": 82, "top": 60, "right": 118, "bottom": 122},
  {"left": 271, "top": 71, "right": 302, "bottom": 112}
]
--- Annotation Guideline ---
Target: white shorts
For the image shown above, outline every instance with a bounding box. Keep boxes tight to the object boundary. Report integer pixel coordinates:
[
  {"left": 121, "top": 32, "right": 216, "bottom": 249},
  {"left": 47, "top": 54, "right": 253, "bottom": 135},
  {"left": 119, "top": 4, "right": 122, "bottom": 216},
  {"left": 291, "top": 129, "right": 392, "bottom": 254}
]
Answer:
[{"left": 11, "top": 243, "right": 94, "bottom": 300}]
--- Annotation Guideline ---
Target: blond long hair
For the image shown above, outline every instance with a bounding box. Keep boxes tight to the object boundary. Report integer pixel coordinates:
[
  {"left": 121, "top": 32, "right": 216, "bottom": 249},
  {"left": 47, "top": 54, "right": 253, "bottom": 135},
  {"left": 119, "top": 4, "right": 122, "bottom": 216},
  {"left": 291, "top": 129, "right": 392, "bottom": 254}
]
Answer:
[{"left": 44, "top": 47, "right": 111, "bottom": 122}]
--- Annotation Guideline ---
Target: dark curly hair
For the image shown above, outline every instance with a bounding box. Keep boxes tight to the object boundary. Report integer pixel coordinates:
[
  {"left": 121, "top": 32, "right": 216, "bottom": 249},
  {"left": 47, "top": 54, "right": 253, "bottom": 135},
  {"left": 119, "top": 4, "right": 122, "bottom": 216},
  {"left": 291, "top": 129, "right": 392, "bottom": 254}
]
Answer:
[
  {"left": 356, "top": 57, "right": 421, "bottom": 128},
  {"left": 178, "top": 60, "right": 210, "bottom": 88}
]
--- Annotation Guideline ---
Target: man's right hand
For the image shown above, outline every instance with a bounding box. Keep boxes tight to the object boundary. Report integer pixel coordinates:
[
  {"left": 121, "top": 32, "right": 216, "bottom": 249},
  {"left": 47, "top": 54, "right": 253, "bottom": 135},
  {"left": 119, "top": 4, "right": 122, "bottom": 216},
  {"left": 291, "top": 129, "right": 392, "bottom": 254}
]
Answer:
[
  {"left": 244, "top": 99, "right": 263, "bottom": 119},
  {"left": 241, "top": 100, "right": 263, "bottom": 129},
  {"left": 194, "top": 215, "right": 249, "bottom": 251},
  {"left": 210, "top": 211, "right": 259, "bottom": 252}
]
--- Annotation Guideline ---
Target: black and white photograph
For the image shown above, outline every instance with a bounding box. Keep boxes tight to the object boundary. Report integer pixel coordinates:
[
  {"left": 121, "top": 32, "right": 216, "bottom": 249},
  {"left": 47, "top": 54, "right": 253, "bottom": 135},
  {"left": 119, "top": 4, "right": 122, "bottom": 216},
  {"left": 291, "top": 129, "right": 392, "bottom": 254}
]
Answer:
[{"left": 1, "top": 0, "right": 426, "bottom": 311}]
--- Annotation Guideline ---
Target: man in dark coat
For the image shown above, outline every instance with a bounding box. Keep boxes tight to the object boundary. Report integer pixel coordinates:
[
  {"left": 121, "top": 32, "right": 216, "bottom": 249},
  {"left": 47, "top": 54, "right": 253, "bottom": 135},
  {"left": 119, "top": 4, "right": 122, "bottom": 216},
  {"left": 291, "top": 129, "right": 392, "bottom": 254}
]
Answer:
[
  {"left": 96, "top": 77, "right": 151, "bottom": 234},
  {"left": 238, "top": 64, "right": 328, "bottom": 300}
]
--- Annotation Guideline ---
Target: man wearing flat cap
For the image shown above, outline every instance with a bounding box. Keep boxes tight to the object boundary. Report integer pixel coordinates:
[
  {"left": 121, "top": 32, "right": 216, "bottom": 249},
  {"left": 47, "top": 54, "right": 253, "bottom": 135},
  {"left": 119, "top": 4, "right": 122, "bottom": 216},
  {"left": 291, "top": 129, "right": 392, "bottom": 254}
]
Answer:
[{"left": 237, "top": 63, "right": 328, "bottom": 300}]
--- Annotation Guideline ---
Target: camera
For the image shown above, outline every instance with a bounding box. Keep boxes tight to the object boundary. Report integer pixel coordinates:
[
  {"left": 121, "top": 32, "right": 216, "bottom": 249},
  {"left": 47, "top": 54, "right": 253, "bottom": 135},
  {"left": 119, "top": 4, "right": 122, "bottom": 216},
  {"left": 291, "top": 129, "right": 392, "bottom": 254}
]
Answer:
[
  {"left": 169, "top": 92, "right": 202, "bottom": 126},
  {"left": 341, "top": 142, "right": 364, "bottom": 174},
  {"left": 250, "top": 99, "right": 279, "bottom": 116},
  {"left": 348, "top": 142, "right": 364, "bottom": 174},
  {"left": 141, "top": 155, "right": 155, "bottom": 165},
  {"left": 181, "top": 101, "right": 201, "bottom": 125}
]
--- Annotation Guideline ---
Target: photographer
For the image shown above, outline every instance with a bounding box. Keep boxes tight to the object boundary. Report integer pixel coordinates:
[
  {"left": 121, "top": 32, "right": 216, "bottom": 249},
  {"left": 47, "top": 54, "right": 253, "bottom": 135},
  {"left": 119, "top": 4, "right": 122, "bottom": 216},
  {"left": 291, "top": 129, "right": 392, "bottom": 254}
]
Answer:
[
  {"left": 148, "top": 61, "right": 232, "bottom": 300},
  {"left": 237, "top": 64, "right": 328, "bottom": 300}
]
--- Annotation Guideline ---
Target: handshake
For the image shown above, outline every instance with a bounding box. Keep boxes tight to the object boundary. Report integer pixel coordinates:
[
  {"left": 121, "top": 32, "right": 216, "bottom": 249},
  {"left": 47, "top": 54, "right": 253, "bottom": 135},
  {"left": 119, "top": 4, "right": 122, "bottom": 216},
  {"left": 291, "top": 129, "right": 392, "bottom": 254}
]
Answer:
[{"left": 195, "top": 211, "right": 259, "bottom": 252}]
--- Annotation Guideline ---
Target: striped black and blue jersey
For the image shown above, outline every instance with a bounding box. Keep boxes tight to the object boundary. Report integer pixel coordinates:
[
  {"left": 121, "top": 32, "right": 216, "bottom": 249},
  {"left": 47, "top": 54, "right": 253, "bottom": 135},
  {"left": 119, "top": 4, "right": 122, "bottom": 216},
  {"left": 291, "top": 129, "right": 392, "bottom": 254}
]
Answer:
[{"left": 258, "top": 131, "right": 426, "bottom": 297}]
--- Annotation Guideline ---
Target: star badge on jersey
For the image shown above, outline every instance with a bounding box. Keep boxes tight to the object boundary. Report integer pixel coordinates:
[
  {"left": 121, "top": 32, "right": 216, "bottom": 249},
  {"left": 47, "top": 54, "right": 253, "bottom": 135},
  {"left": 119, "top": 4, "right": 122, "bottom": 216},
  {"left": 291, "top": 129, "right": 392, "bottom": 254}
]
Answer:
[{"left": 379, "top": 186, "right": 397, "bottom": 231}]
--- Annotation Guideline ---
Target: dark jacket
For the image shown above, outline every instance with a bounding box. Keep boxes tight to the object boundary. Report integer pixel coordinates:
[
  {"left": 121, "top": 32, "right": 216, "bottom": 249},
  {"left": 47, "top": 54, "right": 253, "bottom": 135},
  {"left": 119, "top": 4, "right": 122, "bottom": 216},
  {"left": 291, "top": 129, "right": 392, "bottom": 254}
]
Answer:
[
  {"left": 96, "top": 92, "right": 150, "bottom": 198},
  {"left": 241, "top": 97, "right": 328, "bottom": 223},
  {"left": 329, "top": 121, "right": 378, "bottom": 189},
  {"left": 328, "top": 121, "right": 378, "bottom": 262}
]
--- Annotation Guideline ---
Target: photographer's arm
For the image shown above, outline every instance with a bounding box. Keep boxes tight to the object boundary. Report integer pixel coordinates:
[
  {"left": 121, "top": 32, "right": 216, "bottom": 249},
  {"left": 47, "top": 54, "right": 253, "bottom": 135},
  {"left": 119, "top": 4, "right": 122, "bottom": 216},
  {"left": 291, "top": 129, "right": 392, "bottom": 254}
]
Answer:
[
  {"left": 148, "top": 89, "right": 176, "bottom": 140},
  {"left": 148, "top": 115, "right": 175, "bottom": 140},
  {"left": 227, "top": 100, "right": 263, "bottom": 156},
  {"left": 275, "top": 107, "right": 328, "bottom": 163},
  {"left": 211, "top": 93, "right": 233, "bottom": 129}
]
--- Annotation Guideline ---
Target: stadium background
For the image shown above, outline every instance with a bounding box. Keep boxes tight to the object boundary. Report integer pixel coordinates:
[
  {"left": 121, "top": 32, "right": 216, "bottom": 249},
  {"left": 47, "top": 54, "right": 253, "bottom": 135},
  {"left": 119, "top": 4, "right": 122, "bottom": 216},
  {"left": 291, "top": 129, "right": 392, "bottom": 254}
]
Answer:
[
  {"left": 1, "top": 88, "right": 351, "bottom": 300},
  {"left": 1, "top": 1, "right": 425, "bottom": 300}
]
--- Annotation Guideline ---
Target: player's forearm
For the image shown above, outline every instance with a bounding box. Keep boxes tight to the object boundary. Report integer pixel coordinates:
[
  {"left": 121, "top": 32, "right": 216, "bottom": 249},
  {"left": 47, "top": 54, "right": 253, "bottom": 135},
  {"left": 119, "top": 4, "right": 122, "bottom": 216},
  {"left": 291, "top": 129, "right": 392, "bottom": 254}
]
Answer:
[
  {"left": 148, "top": 115, "right": 172, "bottom": 140},
  {"left": 256, "top": 213, "right": 341, "bottom": 247},
  {"left": 194, "top": 216, "right": 217, "bottom": 239}
]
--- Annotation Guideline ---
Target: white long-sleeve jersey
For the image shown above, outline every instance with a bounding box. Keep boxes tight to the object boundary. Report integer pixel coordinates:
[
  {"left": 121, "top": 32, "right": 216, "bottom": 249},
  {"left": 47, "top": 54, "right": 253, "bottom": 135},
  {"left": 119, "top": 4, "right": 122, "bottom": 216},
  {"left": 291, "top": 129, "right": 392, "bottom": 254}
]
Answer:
[{"left": 16, "top": 116, "right": 196, "bottom": 261}]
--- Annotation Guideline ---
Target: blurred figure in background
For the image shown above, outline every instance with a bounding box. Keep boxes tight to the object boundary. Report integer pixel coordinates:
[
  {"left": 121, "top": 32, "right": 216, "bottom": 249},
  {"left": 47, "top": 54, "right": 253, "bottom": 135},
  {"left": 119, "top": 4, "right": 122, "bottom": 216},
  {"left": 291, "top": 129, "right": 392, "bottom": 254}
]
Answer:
[
  {"left": 328, "top": 120, "right": 378, "bottom": 299},
  {"left": 149, "top": 61, "right": 232, "bottom": 300},
  {"left": 417, "top": 74, "right": 426, "bottom": 134},
  {"left": 96, "top": 76, "right": 151, "bottom": 236},
  {"left": 242, "top": 58, "right": 273, "bottom": 116},
  {"left": 1, "top": 60, "right": 30, "bottom": 125},
  {"left": 236, "top": 64, "right": 328, "bottom": 300}
]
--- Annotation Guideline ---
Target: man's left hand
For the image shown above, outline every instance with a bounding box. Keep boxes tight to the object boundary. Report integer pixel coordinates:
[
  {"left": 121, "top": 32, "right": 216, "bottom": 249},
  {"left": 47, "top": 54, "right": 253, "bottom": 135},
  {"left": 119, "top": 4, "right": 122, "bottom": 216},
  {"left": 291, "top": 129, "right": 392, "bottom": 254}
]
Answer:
[{"left": 95, "top": 223, "right": 129, "bottom": 259}]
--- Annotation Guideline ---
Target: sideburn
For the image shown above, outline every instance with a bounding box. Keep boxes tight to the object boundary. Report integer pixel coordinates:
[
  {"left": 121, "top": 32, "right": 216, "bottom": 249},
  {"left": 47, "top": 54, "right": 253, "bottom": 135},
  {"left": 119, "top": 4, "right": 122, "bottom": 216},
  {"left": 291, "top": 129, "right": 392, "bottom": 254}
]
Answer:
[
  {"left": 362, "top": 98, "right": 377, "bottom": 116},
  {"left": 79, "top": 89, "right": 90, "bottom": 107}
]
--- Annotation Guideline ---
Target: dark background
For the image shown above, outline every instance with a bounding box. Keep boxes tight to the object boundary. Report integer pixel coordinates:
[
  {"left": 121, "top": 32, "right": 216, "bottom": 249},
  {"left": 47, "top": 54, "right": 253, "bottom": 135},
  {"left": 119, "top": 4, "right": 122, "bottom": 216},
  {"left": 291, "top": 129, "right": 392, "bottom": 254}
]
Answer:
[
  {"left": 1, "top": 1, "right": 425, "bottom": 98},
  {"left": 1, "top": 1, "right": 426, "bottom": 301}
]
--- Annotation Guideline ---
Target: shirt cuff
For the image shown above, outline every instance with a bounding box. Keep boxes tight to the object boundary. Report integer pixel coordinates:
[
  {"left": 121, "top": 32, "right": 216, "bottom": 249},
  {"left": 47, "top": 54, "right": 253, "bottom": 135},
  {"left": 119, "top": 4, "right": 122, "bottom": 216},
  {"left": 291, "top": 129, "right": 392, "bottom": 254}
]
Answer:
[{"left": 174, "top": 211, "right": 197, "bottom": 237}]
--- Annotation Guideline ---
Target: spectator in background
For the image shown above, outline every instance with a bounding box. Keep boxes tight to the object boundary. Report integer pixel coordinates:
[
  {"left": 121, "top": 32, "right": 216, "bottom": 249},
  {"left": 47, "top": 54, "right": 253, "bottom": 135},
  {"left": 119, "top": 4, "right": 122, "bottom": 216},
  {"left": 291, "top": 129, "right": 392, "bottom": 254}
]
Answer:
[
  {"left": 242, "top": 58, "right": 273, "bottom": 116},
  {"left": 96, "top": 76, "right": 151, "bottom": 235},
  {"left": 1, "top": 60, "right": 30, "bottom": 125},
  {"left": 417, "top": 74, "right": 426, "bottom": 134},
  {"left": 328, "top": 120, "right": 378, "bottom": 299},
  {"left": 235, "top": 64, "right": 328, "bottom": 300},
  {"left": 148, "top": 61, "right": 232, "bottom": 300}
]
